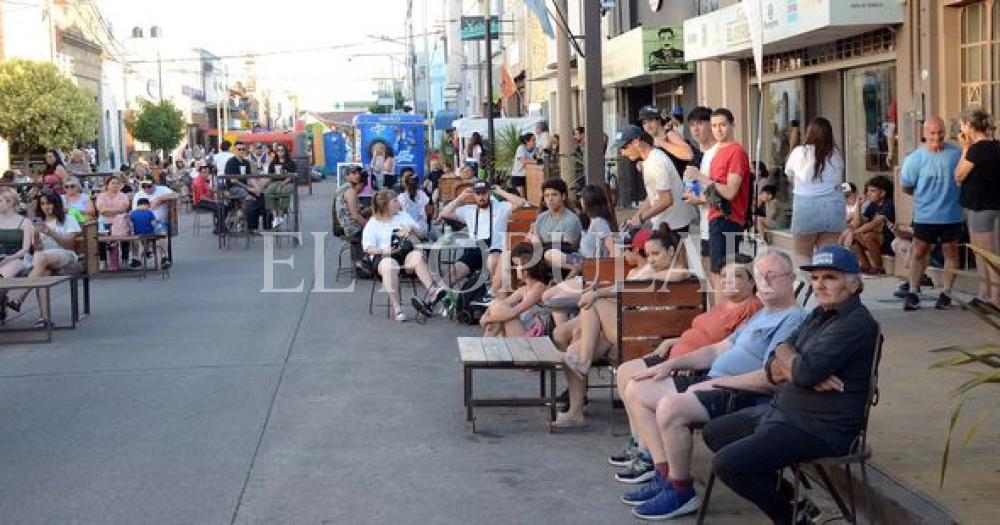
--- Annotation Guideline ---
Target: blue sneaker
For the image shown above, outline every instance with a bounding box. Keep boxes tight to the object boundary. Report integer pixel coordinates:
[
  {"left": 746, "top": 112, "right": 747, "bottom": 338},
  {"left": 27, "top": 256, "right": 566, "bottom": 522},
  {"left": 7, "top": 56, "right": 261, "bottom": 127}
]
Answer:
[
  {"left": 632, "top": 485, "right": 700, "bottom": 520},
  {"left": 621, "top": 472, "right": 670, "bottom": 506}
]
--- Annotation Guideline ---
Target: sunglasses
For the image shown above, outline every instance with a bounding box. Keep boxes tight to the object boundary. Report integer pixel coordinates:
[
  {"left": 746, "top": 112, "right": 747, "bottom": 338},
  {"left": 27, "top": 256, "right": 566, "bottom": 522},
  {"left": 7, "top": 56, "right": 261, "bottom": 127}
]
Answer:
[{"left": 236, "top": 148, "right": 247, "bottom": 152}]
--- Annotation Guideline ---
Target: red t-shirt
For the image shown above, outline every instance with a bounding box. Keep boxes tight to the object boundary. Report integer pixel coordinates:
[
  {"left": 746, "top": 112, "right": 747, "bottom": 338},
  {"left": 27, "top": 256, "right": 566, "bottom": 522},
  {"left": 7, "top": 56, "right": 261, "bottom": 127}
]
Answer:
[
  {"left": 668, "top": 296, "right": 763, "bottom": 358},
  {"left": 708, "top": 143, "right": 751, "bottom": 226},
  {"left": 192, "top": 176, "right": 212, "bottom": 206}
]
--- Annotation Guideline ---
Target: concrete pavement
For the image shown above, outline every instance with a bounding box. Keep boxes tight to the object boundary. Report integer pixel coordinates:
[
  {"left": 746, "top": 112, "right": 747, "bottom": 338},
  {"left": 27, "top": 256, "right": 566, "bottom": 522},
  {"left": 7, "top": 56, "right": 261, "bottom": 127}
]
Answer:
[{"left": 0, "top": 180, "right": 993, "bottom": 524}]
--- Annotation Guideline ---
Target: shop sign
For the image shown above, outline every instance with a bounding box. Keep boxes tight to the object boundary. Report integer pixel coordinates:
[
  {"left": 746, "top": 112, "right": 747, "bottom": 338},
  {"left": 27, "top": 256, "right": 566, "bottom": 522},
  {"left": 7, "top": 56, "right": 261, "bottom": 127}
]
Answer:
[
  {"left": 683, "top": 0, "right": 902, "bottom": 62},
  {"left": 460, "top": 16, "right": 500, "bottom": 41},
  {"left": 603, "top": 25, "right": 687, "bottom": 86}
]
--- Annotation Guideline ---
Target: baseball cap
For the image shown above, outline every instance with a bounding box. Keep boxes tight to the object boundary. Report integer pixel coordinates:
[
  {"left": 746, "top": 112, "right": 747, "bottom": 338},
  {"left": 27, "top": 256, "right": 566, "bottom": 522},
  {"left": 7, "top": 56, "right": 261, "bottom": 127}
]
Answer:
[
  {"left": 800, "top": 245, "right": 861, "bottom": 274},
  {"left": 670, "top": 106, "right": 685, "bottom": 118},
  {"left": 614, "top": 125, "right": 653, "bottom": 151},
  {"left": 472, "top": 181, "right": 492, "bottom": 193},
  {"left": 140, "top": 178, "right": 154, "bottom": 186},
  {"left": 622, "top": 227, "right": 651, "bottom": 251},
  {"left": 637, "top": 105, "right": 664, "bottom": 123}
]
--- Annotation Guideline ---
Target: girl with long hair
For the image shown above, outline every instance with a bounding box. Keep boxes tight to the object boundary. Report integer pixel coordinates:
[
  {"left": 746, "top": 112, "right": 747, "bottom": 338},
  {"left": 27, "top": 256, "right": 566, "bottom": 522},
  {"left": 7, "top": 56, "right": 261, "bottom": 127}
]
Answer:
[{"left": 784, "top": 117, "right": 845, "bottom": 266}]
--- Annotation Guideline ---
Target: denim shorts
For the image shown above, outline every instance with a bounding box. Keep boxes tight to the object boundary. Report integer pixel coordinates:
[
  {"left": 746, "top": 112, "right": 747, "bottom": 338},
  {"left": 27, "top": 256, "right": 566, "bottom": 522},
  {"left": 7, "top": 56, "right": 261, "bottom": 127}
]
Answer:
[{"left": 791, "top": 191, "right": 846, "bottom": 235}]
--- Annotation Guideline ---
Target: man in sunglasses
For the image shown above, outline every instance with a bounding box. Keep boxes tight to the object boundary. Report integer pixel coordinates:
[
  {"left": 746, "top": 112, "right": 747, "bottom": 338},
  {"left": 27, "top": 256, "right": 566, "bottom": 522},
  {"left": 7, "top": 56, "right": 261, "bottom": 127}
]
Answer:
[
  {"left": 132, "top": 178, "right": 178, "bottom": 269},
  {"left": 224, "top": 141, "right": 252, "bottom": 176}
]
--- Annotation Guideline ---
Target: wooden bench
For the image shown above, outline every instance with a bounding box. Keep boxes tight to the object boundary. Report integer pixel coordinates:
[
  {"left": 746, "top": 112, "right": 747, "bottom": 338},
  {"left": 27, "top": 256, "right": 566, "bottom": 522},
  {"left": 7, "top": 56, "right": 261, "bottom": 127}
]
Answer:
[
  {"left": 0, "top": 276, "right": 77, "bottom": 343},
  {"left": 458, "top": 336, "right": 563, "bottom": 432},
  {"left": 615, "top": 277, "right": 706, "bottom": 364}
]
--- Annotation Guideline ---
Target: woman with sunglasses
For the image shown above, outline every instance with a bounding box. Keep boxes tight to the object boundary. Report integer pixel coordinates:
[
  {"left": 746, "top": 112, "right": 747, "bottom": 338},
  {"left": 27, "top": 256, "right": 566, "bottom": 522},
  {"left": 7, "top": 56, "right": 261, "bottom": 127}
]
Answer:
[
  {"left": 62, "top": 177, "right": 96, "bottom": 221},
  {"left": 6, "top": 190, "right": 81, "bottom": 327},
  {"left": 41, "top": 150, "right": 68, "bottom": 193}
]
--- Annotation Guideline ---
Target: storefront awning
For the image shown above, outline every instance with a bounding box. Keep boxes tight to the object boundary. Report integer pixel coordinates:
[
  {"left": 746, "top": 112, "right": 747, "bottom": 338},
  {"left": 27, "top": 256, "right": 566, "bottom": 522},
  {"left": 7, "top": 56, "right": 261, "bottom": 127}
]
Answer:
[
  {"left": 602, "top": 25, "right": 689, "bottom": 88},
  {"left": 683, "top": 0, "right": 903, "bottom": 62}
]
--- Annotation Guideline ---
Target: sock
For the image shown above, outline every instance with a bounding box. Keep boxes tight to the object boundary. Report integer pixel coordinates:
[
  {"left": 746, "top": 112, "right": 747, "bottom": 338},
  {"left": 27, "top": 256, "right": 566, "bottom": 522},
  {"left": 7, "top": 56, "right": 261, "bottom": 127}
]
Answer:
[
  {"left": 654, "top": 462, "right": 669, "bottom": 479},
  {"left": 669, "top": 477, "right": 694, "bottom": 495}
]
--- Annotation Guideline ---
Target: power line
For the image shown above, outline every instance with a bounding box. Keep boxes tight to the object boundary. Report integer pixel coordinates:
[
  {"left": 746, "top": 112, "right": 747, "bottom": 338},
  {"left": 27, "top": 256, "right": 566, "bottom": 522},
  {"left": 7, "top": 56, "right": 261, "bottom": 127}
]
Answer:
[{"left": 125, "top": 40, "right": 394, "bottom": 64}]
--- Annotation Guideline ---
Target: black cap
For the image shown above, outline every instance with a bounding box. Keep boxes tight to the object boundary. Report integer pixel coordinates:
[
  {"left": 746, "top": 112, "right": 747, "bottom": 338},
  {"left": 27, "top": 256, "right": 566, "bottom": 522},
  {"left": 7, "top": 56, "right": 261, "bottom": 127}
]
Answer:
[
  {"left": 615, "top": 125, "right": 653, "bottom": 151},
  {"left": 638, "top": 105, "right": 664, "bottom": 123},
  {"left": 472, "top": 181, "right": 492, "bottom": 193}
]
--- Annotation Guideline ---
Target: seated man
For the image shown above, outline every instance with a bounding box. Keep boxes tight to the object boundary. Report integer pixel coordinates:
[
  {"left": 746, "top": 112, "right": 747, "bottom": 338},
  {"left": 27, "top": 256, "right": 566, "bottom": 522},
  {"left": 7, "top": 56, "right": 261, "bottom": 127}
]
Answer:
[
  {"left": 703, "top": 245, "right": 878, "bottom": 525},
  {"left": 619, "top": 251, "right": 806, "bottom": 520},
  {"left": 438, "top": 181, "right": 526, "bottom": 292},
  {"left": 840, "top": 175, "right": 894, "bottom": 275}
]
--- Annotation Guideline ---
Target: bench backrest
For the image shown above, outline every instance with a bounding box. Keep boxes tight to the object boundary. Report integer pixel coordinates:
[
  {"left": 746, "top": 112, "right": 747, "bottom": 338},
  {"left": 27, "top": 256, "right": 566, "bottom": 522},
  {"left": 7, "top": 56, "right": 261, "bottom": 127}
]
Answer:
[
  {"left": 581, "top": 257, "right": 636, "bottom": 289},
  {"left": 614, "top": 278, "right": 705, "bottom": 365},
  {"left": 71, "top": 221, "right": 99, "bottom": 276}
]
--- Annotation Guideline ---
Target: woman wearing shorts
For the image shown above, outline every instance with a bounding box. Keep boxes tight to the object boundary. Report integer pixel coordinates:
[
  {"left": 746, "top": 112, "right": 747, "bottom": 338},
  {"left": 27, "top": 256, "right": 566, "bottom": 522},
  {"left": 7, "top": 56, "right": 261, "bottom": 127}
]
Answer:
[
  {"left": 956, "top": 108, "right": 1000, "bottom": 309},
  {"left": 785, "top": 117, "right": 845, "bottom": 267}
]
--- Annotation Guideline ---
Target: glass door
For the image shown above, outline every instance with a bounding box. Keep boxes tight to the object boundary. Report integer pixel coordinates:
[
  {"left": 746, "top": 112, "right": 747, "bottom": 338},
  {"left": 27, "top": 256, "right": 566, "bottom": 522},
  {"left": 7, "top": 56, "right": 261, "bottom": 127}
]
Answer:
[{"left": 844, "top": 64, "right": 898, "bottom": 189}]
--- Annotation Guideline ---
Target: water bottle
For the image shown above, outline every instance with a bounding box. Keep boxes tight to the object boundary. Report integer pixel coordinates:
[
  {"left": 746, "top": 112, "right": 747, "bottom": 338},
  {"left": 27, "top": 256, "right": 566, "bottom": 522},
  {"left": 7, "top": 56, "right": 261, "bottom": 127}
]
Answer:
[
  {"left": 685, "top": 180, "right": 701, "bottom": 197},
  {"left": 97, "top": 215, "right": 106, "bottom": 233},
  {"left": 443, "top": 224, "right": 452, "bottom": 244}
]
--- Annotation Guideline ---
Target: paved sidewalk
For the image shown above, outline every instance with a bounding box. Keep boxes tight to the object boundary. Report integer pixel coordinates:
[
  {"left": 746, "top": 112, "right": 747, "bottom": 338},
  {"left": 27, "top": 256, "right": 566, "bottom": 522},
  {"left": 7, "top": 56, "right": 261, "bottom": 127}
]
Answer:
[{"left": 0, "top": 181, "right": 992, "bottom": 524}]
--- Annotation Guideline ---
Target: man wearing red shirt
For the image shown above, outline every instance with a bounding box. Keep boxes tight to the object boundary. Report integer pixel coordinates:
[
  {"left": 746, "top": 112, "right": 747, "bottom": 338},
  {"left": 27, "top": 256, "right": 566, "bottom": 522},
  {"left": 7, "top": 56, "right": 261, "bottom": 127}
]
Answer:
[
  {"left": 192, "top": 165, "right": 224, "bottom": 233},
  {"left": 697, "top": 108, "right": 751, "bottom": 276}
]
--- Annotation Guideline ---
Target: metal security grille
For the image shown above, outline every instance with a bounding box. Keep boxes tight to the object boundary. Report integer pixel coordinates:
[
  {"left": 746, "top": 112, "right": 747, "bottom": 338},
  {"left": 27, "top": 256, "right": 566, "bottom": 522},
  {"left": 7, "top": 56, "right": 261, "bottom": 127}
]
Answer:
[
  {"left": 748, "top": 28, "right": 896, "bottom": 77},
  {"left": 960, "top": 0, "right": 1000, "bottom": 115}
]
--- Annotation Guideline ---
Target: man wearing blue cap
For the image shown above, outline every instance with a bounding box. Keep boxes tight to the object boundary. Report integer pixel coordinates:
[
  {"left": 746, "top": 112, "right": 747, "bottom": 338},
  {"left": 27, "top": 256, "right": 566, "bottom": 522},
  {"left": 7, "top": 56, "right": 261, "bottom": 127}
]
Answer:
[{"left": 701, "top": 245, "right": 879, "bottom": 525}]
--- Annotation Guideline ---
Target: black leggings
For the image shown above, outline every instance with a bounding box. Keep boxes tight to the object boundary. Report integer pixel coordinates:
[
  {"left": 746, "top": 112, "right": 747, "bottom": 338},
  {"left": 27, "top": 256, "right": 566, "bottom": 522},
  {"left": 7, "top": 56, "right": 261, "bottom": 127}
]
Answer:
[{"left": 702, "top": 406, "right": 840, "bottom": 525}]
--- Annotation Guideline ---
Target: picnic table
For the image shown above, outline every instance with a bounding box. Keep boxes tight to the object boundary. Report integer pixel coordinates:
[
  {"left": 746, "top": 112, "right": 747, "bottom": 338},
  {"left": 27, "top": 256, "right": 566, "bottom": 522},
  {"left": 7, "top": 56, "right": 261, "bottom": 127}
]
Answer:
[{"left": 457, "top": 336, "right": 564, "bottom": 432}]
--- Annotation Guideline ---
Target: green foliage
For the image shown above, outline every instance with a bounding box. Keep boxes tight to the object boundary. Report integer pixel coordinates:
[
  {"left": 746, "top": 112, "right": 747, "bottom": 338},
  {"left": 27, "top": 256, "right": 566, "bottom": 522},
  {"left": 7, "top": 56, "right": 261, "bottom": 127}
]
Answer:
[
  {"left": 368, "top": 89, "right": 405, "bottom": 114},
  {"left": 438, "top": 132, "right": 454, "bottom": 166},
  {"left": 930, "top": 345, "right": 1000, "bottom": 486},
  {"left": 0, "top": 59, "right": 99, "bottom": 156},
  {"left": 492, "top": 124, "right": 521, "bottom": 182},
  {"left": 126, "top": 99, "right": 186, "bottom": 153}
]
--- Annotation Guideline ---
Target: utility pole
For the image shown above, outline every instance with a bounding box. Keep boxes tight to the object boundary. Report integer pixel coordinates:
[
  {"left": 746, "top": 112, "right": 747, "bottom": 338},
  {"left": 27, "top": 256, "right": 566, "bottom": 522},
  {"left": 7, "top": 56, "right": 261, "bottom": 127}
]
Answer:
[
  {"left": 157, "top": 49, "right": 163, "bottom": 102},
  {"left": 484, "top": 0, "right": 495, "bottom": 180},
  {"left": 582, "top": 0, "right": 604, "bottom": 185},
  {"left": 555, "top": 0, "right": 573, "bottom": 184}
]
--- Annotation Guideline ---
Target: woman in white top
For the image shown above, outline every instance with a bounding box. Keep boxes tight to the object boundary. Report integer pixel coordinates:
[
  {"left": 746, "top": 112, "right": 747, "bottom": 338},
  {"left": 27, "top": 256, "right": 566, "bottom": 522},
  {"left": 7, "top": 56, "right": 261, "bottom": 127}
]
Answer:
[
  {"left": 62, "top": 177, "right": 95, "bottom": 220},
  {"left": 8, "top": 190, "right": 81, "bottom": 327},
  {"left": 784, "top": 117, "right": 846, "bottom": 266},
  {"left": 362, "top": 190, "right": 441, "bottom": 322},
  {"left": 466, "top": 132, "right": 484, "bottom": 166},
  {"left": 395, "top": 170, "right": 430, "bottom": 234}
]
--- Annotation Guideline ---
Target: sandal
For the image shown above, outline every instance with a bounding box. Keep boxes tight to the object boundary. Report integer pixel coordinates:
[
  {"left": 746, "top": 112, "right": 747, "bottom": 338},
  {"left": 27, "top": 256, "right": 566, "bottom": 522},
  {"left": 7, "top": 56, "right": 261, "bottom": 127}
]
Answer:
[
  {"left": 551, "top": 412, "right": 587, "bottom": 429},
  {"left": 33, "top": 318, "right": 50, "bottom": 329}
]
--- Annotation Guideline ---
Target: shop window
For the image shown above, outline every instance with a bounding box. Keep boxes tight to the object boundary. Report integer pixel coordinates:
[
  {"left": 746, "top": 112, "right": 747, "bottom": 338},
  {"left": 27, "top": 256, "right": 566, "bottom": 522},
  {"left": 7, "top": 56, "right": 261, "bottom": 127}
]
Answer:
[
  {"left": 960, "top": 0, "right": 999, "bottom": 114},
  {"left": 844, "top": 64, "right": 897, "bottom": 191}
]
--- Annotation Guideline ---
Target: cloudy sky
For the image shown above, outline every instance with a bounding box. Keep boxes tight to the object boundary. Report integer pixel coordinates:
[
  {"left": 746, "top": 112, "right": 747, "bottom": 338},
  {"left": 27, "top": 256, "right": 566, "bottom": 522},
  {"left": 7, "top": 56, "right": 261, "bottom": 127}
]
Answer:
[{"left": 97, "top": 0, "right": 447, "bottom": 110}]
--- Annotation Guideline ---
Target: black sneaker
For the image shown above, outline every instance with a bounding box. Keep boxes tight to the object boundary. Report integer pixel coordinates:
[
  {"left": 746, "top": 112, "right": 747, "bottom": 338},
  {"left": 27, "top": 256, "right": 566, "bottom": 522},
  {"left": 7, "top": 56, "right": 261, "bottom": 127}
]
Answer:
[
  {"left": 903, "top": 292, "right": 921, "bottom": 311},
  {"left": 615, "top": 456, "right": 654, "bottom": 484},
  {"left": 129, "top": 259, "right": 142, "bottom": 269},
  {"left": 160, "top": 258, "right": 172, "bottom": 270},
  {"left": 892, "top": 281, "right": 911, "bottom": 299},
  {"left": 934, "top": 292, "right": 952, "bottom": 310},
  {"left": 609, "top": 448, "right": 635, "bottom": 467}
]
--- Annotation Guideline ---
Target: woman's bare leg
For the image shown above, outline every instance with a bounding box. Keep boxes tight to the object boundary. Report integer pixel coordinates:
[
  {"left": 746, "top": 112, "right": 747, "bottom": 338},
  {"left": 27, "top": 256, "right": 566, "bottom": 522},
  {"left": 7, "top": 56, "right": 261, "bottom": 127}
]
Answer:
[{"left": 377, "top": 257, "right": 401, "bottom": 310}]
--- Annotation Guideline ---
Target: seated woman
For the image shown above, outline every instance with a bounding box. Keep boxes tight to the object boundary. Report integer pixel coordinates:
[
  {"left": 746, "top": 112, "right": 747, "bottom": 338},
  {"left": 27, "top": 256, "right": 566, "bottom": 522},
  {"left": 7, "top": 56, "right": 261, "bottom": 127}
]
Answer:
[
  {"left": 548, "top": 226, "right": 647, "bottom": 350},
  {"left": 362, "top": 189, "right": 442, "bottom": 322},
  {"left": 263, "top": 144, "right": 297, "bottom": 229},
  {"left": 479, "top": 241, "right": 552, "bottom": 337},
  {"left": 0, "top": 187, "right": 34, "bottom": 315},
  {"left": 7, "top": 190, "right": 81, "bottom": 327},
  {"left": 396, "top": 169, "right": 431, "bottom": 235},
  {"left": 62, "top": 177, "right": 95, "bottom": 222},
  {"left": 555, "top": 224, "right": 690, "bottom": 428},
  {"left": 614, "top": 256, "right": 761, "bottom": 461}
]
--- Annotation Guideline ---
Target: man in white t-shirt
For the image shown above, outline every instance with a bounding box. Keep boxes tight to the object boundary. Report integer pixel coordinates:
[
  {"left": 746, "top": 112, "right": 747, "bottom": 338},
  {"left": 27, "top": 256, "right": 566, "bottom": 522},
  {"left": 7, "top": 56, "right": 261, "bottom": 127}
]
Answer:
[
  {"left": 439, "top": 180, "right": 526, "bottom": 287},
  {"left": 132, "top": 179, "right": 178, "bottom": 268},
  {"left": 213, "top": 141, "right": 234, "bottom": 182},
  {"left": 619, "top": 125, "right": 695, "bottom": 233}
]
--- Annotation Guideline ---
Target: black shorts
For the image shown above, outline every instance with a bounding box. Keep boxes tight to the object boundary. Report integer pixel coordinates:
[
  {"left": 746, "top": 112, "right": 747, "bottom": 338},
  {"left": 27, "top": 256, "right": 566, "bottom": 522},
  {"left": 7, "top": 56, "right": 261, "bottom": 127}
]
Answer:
[
  {"left": 692, "top": 388, "right": 767, "bottom": 419},
  {"left": 643, "top": 354, "right": 667, "bottom": 368},
  {"left": 671, "top": 371, "right": 710, "bottom": 393},
  {"left": 457, "top": 245, "right": 498, "bottom": 273},
  {"left": 511, "top": 175, "right": 526, "bottom": 188},
  {"left": 913, "top": 222, "right": 962, "bottom": 245},
  {"left": 708, "top": 218, "right": 744, "bottom": 274},
  {"left": 700, "top": 239, "right": 710, "bottom": 258}
]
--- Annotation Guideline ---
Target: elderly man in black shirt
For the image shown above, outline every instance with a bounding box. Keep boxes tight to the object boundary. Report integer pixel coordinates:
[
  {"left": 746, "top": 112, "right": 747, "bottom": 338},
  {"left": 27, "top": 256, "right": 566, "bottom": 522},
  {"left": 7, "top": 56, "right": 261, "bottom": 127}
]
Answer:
[{"left": 702, "top": 245, "right": 879, "bottom": 525}]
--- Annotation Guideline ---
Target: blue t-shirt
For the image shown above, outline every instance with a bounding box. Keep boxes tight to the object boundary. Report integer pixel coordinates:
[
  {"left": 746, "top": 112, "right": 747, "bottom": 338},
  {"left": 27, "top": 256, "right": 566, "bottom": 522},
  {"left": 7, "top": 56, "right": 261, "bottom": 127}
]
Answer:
[
  {"left": 130, "top": 209, "right": 157, "bottom": 235},
  {"left": 708, "top": 305, "right": 807, "bottom": 378},
  {"left": 900, "top": 144, "right": 963, "bottom": 224}
]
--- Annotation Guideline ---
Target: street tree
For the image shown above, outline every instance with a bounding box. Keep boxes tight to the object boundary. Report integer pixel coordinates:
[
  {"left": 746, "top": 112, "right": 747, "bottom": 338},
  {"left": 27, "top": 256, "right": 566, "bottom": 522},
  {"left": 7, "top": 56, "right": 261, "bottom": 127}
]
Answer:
[
  {"left": 0, "top": 59, "right": 100, "bottom": 171},
  {"left": 126, "top": 99, "right": 186, "bottom": 159}
]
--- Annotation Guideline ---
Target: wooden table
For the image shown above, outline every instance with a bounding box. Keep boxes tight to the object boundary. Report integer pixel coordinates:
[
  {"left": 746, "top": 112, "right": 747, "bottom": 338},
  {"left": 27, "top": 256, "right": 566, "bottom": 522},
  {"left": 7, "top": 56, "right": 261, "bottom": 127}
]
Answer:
[
  {"left": 457, "top": 336, "right": 564, "bottom": 432},
  {"left": 96, "top": 233, "right": 169, "bottom": 279},
  {"left": 0, "top": 276, "right": 76, "bottom": 343}
]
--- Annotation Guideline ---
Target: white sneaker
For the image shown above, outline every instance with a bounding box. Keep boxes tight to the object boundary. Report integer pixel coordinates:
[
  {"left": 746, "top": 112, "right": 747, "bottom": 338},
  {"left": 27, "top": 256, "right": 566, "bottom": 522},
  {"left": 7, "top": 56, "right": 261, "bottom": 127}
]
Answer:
[
  {"left": 395, "top": 309, "right": 411, "bottom": 322},
  {"left": 273, "top": 216, "right": 285, "bottom": 228}
]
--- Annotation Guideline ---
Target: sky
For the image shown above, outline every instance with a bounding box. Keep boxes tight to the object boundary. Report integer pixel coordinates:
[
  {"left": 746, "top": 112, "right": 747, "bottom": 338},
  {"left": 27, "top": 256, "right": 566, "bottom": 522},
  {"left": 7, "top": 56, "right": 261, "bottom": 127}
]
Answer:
[{"left": 96, "top": 0, "right": 446, "bottom": 110}]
